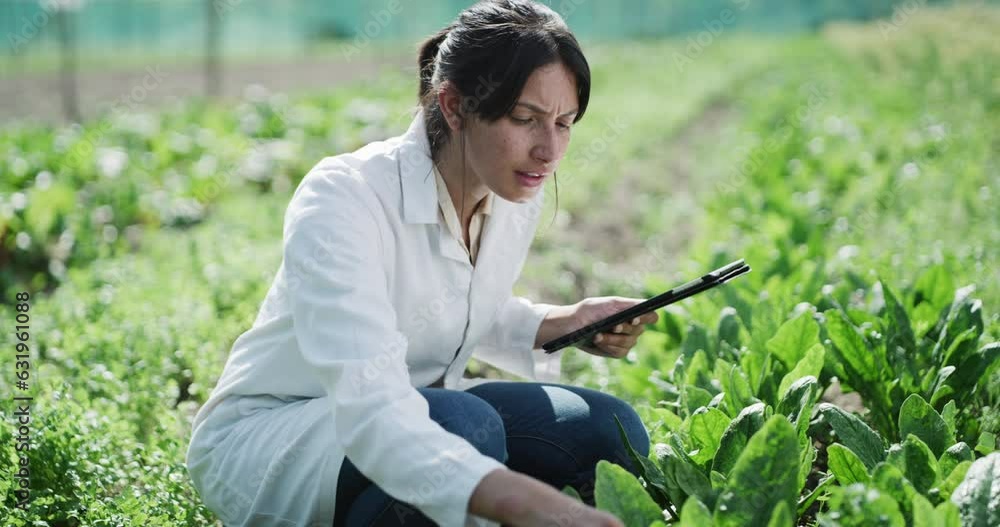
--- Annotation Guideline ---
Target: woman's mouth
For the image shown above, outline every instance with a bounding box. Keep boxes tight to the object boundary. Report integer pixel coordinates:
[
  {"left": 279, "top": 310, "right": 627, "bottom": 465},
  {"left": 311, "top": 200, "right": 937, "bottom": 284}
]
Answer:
[{"left": 515, "top": 170, "right": 546, "bottom": 188}]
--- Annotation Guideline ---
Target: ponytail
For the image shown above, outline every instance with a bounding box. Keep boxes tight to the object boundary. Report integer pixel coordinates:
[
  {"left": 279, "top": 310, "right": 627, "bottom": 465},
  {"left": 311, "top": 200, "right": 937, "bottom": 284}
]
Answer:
[{"left": 417, "top": 25, "right": 452, "bottom": 101}]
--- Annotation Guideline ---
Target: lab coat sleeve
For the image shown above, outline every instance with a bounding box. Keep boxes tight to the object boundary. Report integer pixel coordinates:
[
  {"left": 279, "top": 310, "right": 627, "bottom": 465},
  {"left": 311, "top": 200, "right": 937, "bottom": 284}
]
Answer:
[
  {"left": 473, "top": 294, "right": 564, "bottom": 384},
  {"left": 283, "top": 166, "right": 507, "bottom": 527}
]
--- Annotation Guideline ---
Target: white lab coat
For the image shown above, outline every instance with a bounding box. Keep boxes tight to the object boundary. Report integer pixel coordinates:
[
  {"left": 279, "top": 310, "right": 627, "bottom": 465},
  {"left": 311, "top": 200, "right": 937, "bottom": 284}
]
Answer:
[{"left": 185, "top": 106, "right": 566, "bottom": 527}]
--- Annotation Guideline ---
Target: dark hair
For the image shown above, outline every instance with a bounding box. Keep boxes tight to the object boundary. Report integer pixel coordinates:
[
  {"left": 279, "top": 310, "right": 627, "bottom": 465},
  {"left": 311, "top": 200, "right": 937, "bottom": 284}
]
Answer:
[{"left": 416, "top": 0, "right": 591, "bottom": 227}]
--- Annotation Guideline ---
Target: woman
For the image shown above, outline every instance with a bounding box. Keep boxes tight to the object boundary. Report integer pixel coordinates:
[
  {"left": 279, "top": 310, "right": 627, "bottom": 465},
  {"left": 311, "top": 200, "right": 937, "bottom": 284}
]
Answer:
[{"left": 186, "top": 1, "right": 659, "bottom": 526}]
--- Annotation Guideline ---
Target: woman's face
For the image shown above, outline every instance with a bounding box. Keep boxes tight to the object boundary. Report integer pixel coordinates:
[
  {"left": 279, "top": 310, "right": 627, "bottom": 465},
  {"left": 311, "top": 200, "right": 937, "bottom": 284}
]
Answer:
[{"left": 460, "top": 61, "right": 579, "bottom": 204}]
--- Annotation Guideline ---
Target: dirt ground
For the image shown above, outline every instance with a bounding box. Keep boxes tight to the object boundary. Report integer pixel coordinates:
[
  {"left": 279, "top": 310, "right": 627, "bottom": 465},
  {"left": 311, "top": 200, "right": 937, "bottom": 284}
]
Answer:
[{"left": 1, "top": 53, "right": 413, "bottom": 124}]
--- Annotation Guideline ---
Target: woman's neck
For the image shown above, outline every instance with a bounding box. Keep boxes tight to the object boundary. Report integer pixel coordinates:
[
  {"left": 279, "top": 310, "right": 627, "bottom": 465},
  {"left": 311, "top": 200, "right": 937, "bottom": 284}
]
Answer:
[{"left": 434, "top": 141, "right": 491, "bottom": 228}]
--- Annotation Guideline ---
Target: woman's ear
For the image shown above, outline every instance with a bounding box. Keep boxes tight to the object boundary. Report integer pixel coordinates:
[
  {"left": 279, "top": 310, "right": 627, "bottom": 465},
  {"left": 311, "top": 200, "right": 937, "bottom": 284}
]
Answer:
[{"left": 437, "top": 81, "right": 465, "bottom": 132}]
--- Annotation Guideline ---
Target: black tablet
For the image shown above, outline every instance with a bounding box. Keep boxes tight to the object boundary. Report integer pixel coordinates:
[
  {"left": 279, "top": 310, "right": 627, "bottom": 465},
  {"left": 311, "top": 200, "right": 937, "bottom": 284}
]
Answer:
[{"left": 541, "top": 258, "right": 751, "bottom": 354}]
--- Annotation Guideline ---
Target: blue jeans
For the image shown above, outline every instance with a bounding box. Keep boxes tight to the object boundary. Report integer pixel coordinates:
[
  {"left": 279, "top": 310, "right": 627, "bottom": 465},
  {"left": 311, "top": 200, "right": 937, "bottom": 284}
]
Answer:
[{"left": 332, "top": 381, "right": 651, "bottom": 526}]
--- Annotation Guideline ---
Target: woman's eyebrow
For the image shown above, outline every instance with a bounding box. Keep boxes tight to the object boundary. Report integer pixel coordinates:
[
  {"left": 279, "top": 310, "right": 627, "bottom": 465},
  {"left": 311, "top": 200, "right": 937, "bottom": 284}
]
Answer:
[{"left": 515, "top": 101, "right": 578, "bottom": 117}]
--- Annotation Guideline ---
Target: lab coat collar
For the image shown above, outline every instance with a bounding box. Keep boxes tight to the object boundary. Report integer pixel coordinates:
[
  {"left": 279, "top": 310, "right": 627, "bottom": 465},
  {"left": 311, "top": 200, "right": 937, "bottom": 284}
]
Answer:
[
  {"left": 397, "top": 108, "right": 507, "bottom": 225},
  {"left": 397, "top": 108, "right": 446, "bottom": 225}
]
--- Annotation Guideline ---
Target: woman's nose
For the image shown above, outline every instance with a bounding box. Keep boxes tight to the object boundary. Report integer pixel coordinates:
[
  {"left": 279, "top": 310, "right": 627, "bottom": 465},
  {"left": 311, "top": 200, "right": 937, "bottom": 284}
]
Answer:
[{"left": 531, "top": 126, "right": 559, "bottom": 166}]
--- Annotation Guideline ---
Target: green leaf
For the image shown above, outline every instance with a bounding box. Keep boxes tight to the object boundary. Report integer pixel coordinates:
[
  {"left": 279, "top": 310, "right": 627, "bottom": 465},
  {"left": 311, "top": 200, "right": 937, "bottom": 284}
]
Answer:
[
  {"left": 880, "top": 281, "right": 921, "bottom": 391},
  {"left": 683, "top": 323, "right": 713, "bottom": 362},
  {"left": 561, "top": 485, "right": 582, "bottom": 501},
  {"left": 766, "top": 501, "right": 794, "bottom": 527},
  {"left": 688, "top": 407, "right": 731, "bottom": 466},
  {"left": 934, "top": 501, "right": 962, "bottom": 527},
  {"left": 713, "top": 416, "right": 799, "bottom": 527},
  {"left": 613, "top": 414, "right": 674, "bottom": 511},
  {"left": 720, "top": 364, "right": 757, "bottom": 421},
  {"left": 886, "top": 435, "right": 938, "bottom": 495},
  {"left": 686, "top": 385, "right": 715, "bottom": 416},
  {"left": 912, "top": 493, "right": 937, "bottom": 527},
  {"left": 938, "top": 460, "right": 972, "bottom": 501},
  {"left": 824, "top": 308, "right": 880, "bottom": 382},
  {"left": 652, "top": 444, "right": 690, "bottom": 512},
  {"left": 776, "top": 375, "right": 818, "bottom": 429},
  {"left": 718, "top": 307, "right": 742, "bottom": 351},
  {"left": 914, "top": 264, "right": 955, "bottom": 313},
  {"left": 679, "top": 496, "right": 713, "bottom": 526},
  {"left": 660, "top": 308, "right": 684, "bottom": 344},
  {"left": 975, "top": 432, "right": 997, "bottom": 455},
  {"left": 947, "top": 342, "right": 1000, "bottom": 393},
  {"left": 940, "top": 400, "right": 958, "bottom": 440},
  {"left": 828, "top": 443, "right": 871, "bottom": 486},
  {"left": 686, "top": 349, "right": 713, "bottom": 390},
  {"left": 595, "top": 460, "right": 665, "bottom": 527},
  {"left": 777, "top": 343, "right": 825, "bottom": 399},
  {"left": 939, "top": 442, "right": 974, "bottom": 480},
  {"left": 898, "top": 394, "right": 952, "bottom": 458},
  {"left": 950, "top": 452, "right": 1000, "bottom": 527},
  {"left": 818, "top": 483, "right": 905, "bottom": 526},
  {"left": 713, "top": 402, "right": 767, "bottom": 475},
  {"left": 766, "top": 310, "right": 820, "bottom": 370},
  {"left": 817, "top": 403, "right": 886, "bottom": 470},
  {"left": 872, "top": 463, "right": 917, "bottom": 524}
]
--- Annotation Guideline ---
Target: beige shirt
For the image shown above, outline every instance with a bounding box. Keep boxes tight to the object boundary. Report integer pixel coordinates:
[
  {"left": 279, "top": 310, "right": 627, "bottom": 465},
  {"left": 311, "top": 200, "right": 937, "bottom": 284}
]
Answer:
[{"left": 433, "top": 162, "right": 495, "bottom": 266}]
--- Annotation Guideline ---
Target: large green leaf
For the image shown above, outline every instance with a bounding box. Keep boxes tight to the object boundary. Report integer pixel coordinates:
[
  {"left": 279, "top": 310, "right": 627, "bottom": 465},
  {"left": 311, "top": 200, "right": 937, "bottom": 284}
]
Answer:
[
  {"left": 938, "top": 460, "right": 972, "bottom": 502},
  {"left": 938, "top": 442, "right": 974, "bottom": 480},
  {"left": 613, "top": 414, "right": 674, "bottom": 511},
  {"left": 824, "top": 308, "right": 881, "bottom": 383},
  {"left": 777, "top": 343, "right": 825, "bottom": 399},
  {"left": 766, "top": 501, "right": 794, "bottom": 527},
  {"left": 880, "top": 281, "right": 921, "bottom": 391},
  {"left": 828, "top": 443, "right": 871, "bottom": 486},
  {"left": 720, "top": 363, "right": 759, "bottom": 420},
  {"left": 594, "top": 460, "right": 665, "bottom": 527},
  {"left": 712, "top": 402, "right": 767, "bottom": 475},
  {"left": 776, "top": 375, "right": 818, "bottom": 431},
  {"left": 946, "top": 341, "right": 1000, "bottom": 392},
  {"left": 898, "top": 394, "right": 952, "bottom": 458},
  {"left": 713, "top": 416, "right": 799, "bottom": 527},
  {"left": 950, "top": 452, "right": 1000, "bottom": 527},
  {"left": 817, "top": 483, "right": 905, "bottom": 526},
  {"left": 913, "top": 493, "right": 961, "bottom": 527},
  {"left": 717, "top": 306, "right": 743, "bottom": 351},
  {"left": 886, "top": 434, "right": 939, "bottom": 495},
  {"left": 872, "top": 463, "right": 918, "bottom": 525},
  {"left": 913, "top": 264, "right": 955, "bottom": 314},
  {"left": 679, "top": 496, "right": 712, "bottom": 526},
  {"left": 934, "top": 290, "right": 984, "bottom": 369},
  {"left": 766, "top": 309, "right": 820, "bottom": 369},
  {"left": 688, "top": 407, "right": 731, "bottom": 466},
  {"left": 817, "top": 404, "right": 886, "bottom": 470}
]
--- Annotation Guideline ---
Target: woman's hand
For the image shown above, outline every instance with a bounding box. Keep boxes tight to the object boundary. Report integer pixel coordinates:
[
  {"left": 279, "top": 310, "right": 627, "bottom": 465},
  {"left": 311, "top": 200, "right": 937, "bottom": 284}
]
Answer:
[
  {"left": 470, "top": 468, "right": 624, "bottom": 527},
  {"left": 571, "top": 296, "right": 659, "bottom": 359}
]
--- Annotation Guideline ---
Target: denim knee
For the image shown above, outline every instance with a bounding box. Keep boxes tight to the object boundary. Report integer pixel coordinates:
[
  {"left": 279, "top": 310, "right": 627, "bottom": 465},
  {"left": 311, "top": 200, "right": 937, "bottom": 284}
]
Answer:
[
  {"left": 431, "top": 391, "right": 508, "bottom": 465},
  {"left": 595, "top": 395, "right": 651, "bottom": 472}
]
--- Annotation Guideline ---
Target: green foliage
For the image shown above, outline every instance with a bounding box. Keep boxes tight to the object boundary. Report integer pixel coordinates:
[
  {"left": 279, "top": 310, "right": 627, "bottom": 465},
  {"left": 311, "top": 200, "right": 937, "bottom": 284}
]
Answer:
[{"left": 3, "top": 4, "right": 999, "bottom": 526}]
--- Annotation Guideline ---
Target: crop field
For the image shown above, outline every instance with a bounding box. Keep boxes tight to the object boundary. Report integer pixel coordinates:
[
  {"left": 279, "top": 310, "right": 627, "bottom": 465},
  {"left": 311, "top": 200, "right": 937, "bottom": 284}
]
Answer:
[{"left": 1, "top": 5, "right": 998, "bottom": 526}]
